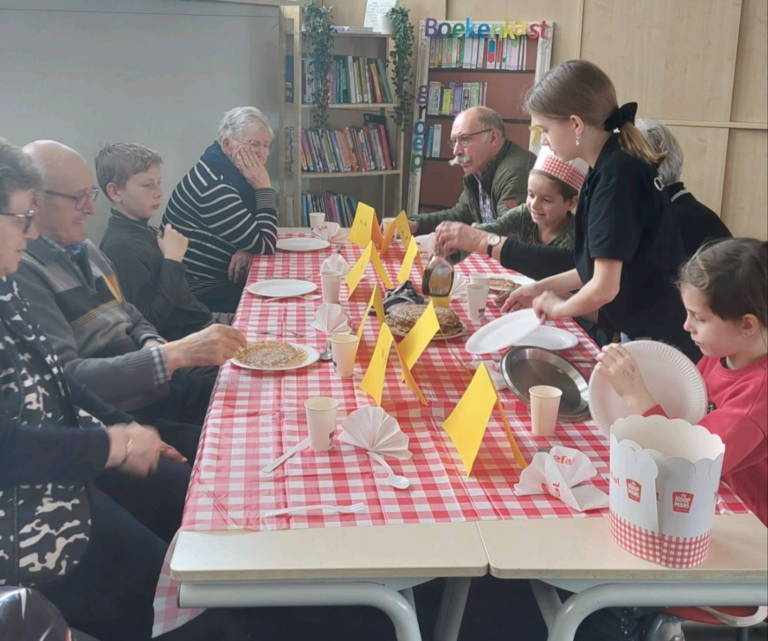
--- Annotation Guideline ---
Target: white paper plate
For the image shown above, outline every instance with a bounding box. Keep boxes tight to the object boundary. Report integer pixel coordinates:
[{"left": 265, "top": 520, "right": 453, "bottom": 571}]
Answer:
[
  {"left": 246, "top": 279, "right": 317, "bottom": 299},
  {"left": 276, "top": 237, "right": 331, "bottom": 252},
  {"left": 465, "top": 309, "right": 540, "bottom": 354},
  {"left": 231, "top": 344, "right": 320, "bottom": 371},
  {"left": 516, "top": 325, "right": 579, "bottom": 351},
  {"left": 588, "top": 340, "right": 708, "bottom": 435},
  {"left": 488, "top": 274, "right": 536, "bottom": 291}
]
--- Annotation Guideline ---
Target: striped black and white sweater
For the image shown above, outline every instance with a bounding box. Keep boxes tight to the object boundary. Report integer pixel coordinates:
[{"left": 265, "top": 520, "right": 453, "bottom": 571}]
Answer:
[{"left": 163, "top": 141, "right": 278, "bottom": 295}]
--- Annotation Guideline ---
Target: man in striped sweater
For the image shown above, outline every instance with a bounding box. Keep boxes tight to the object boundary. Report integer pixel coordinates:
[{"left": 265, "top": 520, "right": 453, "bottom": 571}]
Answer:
[{"left": 164, "top": 107, "right": 279, "bottom": 313}]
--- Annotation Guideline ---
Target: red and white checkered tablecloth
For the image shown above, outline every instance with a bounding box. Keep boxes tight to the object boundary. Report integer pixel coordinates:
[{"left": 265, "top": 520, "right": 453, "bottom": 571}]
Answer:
[{"left": 153, "top": 235, "right": 748, "bottom": 636}]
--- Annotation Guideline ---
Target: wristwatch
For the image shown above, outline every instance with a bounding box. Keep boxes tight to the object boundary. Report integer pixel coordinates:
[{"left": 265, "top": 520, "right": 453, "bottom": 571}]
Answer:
[{"left": 485, "top": 234, "right": 501, "bottom": 257}]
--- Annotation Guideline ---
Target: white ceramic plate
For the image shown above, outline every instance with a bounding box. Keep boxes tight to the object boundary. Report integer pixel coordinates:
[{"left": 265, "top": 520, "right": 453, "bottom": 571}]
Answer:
[
  {"left": 246, "top": 279, "right": 317, "bottom": 299},
  {"left": 231, "top": 344, "right": 320, "bottom": 371},
  {"left": 276, "top": 237, "right": 331, "bottom": 252},
  {"left": 588, "top": 340, "right": 708, "bottom": 435},
  {"left": 465, "top": 309, "right": 540, "bottom": 354},
  {"left": 516, "top": 325, "right": 579, "bottom": 351}
]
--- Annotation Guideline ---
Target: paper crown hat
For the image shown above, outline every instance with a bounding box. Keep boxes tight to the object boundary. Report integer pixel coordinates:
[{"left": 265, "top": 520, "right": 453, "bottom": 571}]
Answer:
[{"left": 533, "top": 146, "right": 589, "bottom": 192}]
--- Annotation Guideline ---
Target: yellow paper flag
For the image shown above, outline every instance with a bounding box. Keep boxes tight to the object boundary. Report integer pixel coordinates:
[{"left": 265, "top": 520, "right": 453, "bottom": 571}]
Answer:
[
  {"left": 369, "top": 244, "right": 393, "bottom": 290},
  {"left": 497, "top": 398, "right": 528, "bottom": 469},
  {"left": 397, "top": 237, "right": 419, "bottom": 284},
  {"left": 359, "top": 323, "right": 394, "bottom": 406},
  {"left": 356, "top": 284, "right": 386, "bottom": 355},
  {"left": 442, "top": 364, "right": 498, "bottom": 476},
  {"left": 393, "top": 210, "right": 412, "bottom": 249},
  {"left": 349, "top": 203, "right": 376, "bottom": 248},
  {"left": 345, "top": 242, "right": 373, "bottom": 295},
  {"left": 379, "top": 218, "right": 398, "bottom": 257},
  {"left": 398, "top": 300, "right": 439, "bottom": 370},
  {"left": 393, "top": 340, "right": 428, "bottom": 405}
]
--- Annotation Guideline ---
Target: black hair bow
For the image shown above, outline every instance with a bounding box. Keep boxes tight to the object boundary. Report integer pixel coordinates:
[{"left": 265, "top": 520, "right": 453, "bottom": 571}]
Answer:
[{"left": 604, "top": 102, "right": 638, "bottom": 131}]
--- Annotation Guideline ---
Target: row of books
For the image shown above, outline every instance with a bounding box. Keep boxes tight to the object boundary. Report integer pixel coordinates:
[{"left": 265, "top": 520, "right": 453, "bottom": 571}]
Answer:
[
  {"left": 285, "top": 55, "right": 394, "bottom": 105},
  {"left": 426, "top": 81, "right": 488, "bottom": 116},
  {"left": 423, "top": 124, "right": 443, "bottom": 159},
  {"left": 428, "top": 36, "right": 529, "bottom": 71},
  {"left": 301, "top": 191, "right": 358, "bottom": 228}
]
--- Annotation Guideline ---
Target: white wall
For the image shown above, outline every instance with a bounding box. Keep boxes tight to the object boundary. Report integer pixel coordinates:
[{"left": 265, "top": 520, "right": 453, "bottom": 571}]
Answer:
[{"left": 0, "top": 0, "right": 281, "bottom": 241}]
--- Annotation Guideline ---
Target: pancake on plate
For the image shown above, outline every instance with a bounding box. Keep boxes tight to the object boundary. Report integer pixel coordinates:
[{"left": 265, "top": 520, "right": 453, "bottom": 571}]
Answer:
[
  {"left": 489, "top": 277, "right": 520, "bottom": 292},
  {"left": 234, "top": 341, "right": 307, "bottom": 369},
  {"left": 386, "top": 304, "right": 466, "bottom": 338}
]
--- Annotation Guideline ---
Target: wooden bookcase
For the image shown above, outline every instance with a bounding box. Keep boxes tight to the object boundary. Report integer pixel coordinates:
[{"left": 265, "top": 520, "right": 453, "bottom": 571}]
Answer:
[{"left": 278, "top": 6, "right": 405, "bottom": 227}]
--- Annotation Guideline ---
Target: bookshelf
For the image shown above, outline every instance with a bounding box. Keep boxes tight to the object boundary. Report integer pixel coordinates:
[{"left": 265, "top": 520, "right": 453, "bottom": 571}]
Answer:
[
  {"left": 407, "top": 21, "right": 553, "bottom": 217},
  {"left": 278, "top": 6, "right": 405, "bottom": 227}
]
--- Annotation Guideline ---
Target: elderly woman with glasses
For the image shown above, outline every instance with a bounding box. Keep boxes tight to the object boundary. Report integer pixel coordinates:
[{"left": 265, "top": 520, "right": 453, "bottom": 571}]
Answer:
[{"left": 163, "top": 106, "right": 279, "bottom": 313}]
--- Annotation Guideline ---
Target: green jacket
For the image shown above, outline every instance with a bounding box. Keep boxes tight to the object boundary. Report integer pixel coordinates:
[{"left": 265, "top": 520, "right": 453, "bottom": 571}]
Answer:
[
  {"left": 478, "top": 203, "right": 575, "bottom": 248},
  {"left": 412, "top": 139, "right": 536, "bottom": 234}
]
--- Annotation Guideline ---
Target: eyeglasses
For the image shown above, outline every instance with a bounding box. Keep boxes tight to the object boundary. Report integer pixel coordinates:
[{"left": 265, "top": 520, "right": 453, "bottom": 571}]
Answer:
[
  {"left": 0, "top": 210, "right": 35, "bottom": 233},
  {"left": 44, "top": 187, "right": 99, "bottom": 211},
  {"left": 448, "top": 128, "right": 494, "bottom": 150},
  {"left": 236, "top": 140, "right": 274, "bottom": 155}
]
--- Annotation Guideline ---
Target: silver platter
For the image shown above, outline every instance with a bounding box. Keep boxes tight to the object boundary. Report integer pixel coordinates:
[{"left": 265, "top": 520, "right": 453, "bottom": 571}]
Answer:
[{"left": 500, "top": 346, "right": 590, "bottom": 420}]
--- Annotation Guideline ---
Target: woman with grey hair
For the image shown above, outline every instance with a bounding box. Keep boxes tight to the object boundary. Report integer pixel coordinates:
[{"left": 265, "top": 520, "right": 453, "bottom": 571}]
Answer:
[
  {"left": 164, "top": 106, "right": 278, "bottom": 313},
  {"left": 636, "top": 118, "right": 731, "bottom": 258}
]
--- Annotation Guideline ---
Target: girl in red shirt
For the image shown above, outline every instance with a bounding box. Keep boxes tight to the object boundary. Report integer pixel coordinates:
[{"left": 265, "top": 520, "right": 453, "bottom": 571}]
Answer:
[{"left": 596, "top": 238, "right": 767, "bottom": 525}]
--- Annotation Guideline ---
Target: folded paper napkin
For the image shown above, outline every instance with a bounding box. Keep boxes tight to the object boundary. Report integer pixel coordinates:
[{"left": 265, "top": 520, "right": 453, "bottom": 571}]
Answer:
[
  {"left": 416, "top": 233, "right": 436, "bottom": 257},
  {"left": 313, "top": 222, "right": 349, "bottom": 244},
  {"left": 311, "top": 303, "right": 352, "bottom": 334},
  {"left": 514, "top": 446, "right": 608, "bottom": 512},
  {"left": 340, "top": 406, "right": 412, "bottom": 460},
  {"left": 321, "top": 253, "right": 351, "bottom": 276},
  {"left": 466, "top": 359, "right": 506, "bottom": 391},
  {"left": 450, "top": 273, "right": 468, "bottom": 300}
]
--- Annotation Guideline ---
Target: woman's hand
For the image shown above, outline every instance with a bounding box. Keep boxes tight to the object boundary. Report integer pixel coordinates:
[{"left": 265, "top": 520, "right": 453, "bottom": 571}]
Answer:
[
  {"left": 106, "top": 423, "right": 163, "bottom": 478},
  {"left": 595, "top": 344, "right": 657, "bottom": 415},
  {"left": 532, "top": 291, "right": 566, "bottom": 322},
  {"left": 234, "top": 146, "right": 271, "bottom": 189},
  {"left": 497, "top": 282, "right": 543, "bottom": 313},
  {"left": 228, "top": 249, "right": 253, "bottom": 284},
  {"left": 435, "top": 222, "right": 489, "bottom": 254}
]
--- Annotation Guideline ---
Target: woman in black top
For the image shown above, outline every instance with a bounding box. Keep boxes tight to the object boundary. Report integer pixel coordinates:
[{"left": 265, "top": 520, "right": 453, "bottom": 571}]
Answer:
[{"left": 502, "top": 60, "right": 699, "bottom": 362}]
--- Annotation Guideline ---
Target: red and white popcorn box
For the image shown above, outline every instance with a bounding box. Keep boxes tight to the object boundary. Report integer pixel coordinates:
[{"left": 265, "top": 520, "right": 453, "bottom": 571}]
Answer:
[{"left": 609, "top": 415, "right": 725, "bottom": 568}]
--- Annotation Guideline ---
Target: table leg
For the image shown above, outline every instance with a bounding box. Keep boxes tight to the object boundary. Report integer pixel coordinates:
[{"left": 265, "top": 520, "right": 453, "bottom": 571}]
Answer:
[
  {"left": 434, "top": 577, "right": 471, "bottom": 641},
  {"left": 546, "top": 582, "right": 768, "bottom": 641},
  {"left": 178, "top": 581, "right": 423, "bottom": 641}
]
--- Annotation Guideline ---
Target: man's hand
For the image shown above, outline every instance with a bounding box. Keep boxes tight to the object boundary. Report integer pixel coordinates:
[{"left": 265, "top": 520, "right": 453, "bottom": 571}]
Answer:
[
  {"left": 157, "top": 224, "right": 189, "bottom": 262},
  {"left": 408, "top": 220, "right": 418, "bottom": 235},
  {"left": 162, "top": 324, "right": 247, "bottom": 373},
  {"left": 106, "top": 423, "right": 163, "bottom": 478},
  {"left": 435, "top": 222, "right": 489, "bottom": 255},
  {"left": 228, "top": 250, "right": 253, "bottom": 284},
  {"left": 233, "top": 146, "right": 271, "bottom": 189},
  {"left": 595, "top": 344, "right": 657, "bottom": 415}
]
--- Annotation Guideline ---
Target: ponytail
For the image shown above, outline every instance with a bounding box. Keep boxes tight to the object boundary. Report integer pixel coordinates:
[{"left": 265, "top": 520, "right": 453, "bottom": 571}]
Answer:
[{"left": 617, "top": 122, "right": 666, "bottom": 168}]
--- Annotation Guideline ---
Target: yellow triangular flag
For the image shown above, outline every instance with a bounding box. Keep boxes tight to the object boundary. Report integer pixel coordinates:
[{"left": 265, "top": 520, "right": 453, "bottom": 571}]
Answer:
[
  {"left": 369, "top": 244, "right": 393, "bottom": 289},
  {"left": 442, "top": 364, "right": 498, "bottom": 476},
  {"left": 356, "top": 283, "right": 386, "bottom": 356},
  {"left": 345, "top": 242, "right": 373, "bottom": 295},
  {"left": 398, "top": 300, "right": 439, "bottom": 370},
  {"left": 379, "top": 218, "right": 398, "bottom": 257},
  {"left": 349, "top": 202, "right": 376, "bottom": 248},
  {"left": 397, "top": 237, "right": 419, "bottom": 284},
  {"left": 393, "top": 340, "right": 428, "bottom": 405},
  {"left": 371, "top": 214, "right": 385, "bottom": 248},
  {"left": 393, "top": 211, "right": 412, "bottom": 249},
  {"left": 497, "top": 398, "right": 528, "bottom": 469},
  {"left": 359, "top": 323, "right": 394, "bottom": 406}
]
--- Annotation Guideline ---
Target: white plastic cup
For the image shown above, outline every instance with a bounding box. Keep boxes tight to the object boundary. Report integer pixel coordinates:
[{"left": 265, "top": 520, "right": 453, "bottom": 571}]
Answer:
[
  {"left": 465, "top": 283, "right": 488, "bottom": 322},
  {"left": 320, "top": 270, "right": 342, "bottom": 304},
  {"left": 382, "top": 217, "right": 396, "bottom": 236},
  {"left": 309, "top": 212, "right": 325, "bottom": 230},
  {"left": 529, "top": 385, "right": 562, "bottom": 437},
  {"left": 469, "top": 273, "right": 491, "bottom": 287},
  {"left": 304, "top": 397, "right": 339, "bottom": 451},
  {"left": 331, "top": 334, "right": 358, "bottom": 378}
]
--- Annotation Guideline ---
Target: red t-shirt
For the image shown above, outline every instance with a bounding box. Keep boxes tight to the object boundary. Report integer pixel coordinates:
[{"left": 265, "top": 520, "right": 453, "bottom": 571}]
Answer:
[{"left": 646, "top": 355, "right": 767, "bottom": 525}]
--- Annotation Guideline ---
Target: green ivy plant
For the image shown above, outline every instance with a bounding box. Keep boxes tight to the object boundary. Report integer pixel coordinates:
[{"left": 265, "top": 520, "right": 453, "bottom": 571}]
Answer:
[
  {"left": 387, "top": 3, "right": 415, "bottom": 130},
  {"left": 302, "top": 0, "right": 335, "bottom": 129}
]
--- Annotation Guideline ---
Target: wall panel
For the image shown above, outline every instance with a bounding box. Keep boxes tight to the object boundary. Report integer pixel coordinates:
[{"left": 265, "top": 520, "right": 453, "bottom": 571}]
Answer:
[
  {"left": 722, "top": 130, "right": 768, "bottom": 239},
  {"left": 731, "top": 0, "right": 768, "bottom": 122}
]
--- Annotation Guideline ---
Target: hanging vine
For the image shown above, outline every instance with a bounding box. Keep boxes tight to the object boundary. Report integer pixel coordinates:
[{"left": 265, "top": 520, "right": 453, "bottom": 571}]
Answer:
[
  {"left": 302, "top": 0, "right": 335, "bottom": 129},
  {"left": 387, "top": 3, "right": 415, "bottom": 130}
]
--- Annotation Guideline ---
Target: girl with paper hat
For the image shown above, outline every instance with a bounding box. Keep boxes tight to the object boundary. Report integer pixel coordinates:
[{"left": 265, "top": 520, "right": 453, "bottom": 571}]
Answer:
[{"left": 434, "top": 145, "right": 588, "bottom": 281}]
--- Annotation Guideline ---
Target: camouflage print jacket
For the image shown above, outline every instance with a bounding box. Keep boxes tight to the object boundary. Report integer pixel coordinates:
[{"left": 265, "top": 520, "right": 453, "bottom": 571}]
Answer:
[{"left": 0, "top": 277, "right": 108, "bottom": 587}]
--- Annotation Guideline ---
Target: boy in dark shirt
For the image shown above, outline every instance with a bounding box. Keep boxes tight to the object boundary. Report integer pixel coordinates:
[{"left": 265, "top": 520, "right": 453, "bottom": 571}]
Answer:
[{"left": 97, "top": 143, "right": 227, "bottom": 341}]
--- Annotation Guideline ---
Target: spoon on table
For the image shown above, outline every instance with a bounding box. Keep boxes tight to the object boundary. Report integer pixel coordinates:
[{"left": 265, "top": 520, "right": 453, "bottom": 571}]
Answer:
[
  {"left": 319, "top": 339, "right": 333, "bottom": 362},
  {"left": 367, "top": 451, "right": 410, "bottom": 490}
]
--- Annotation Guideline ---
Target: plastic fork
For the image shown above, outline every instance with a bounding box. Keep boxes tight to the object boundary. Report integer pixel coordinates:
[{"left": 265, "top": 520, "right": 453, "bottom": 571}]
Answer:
[
  {"left": 263, "top": 294, "right": 320, "bottom": 303},
  {"left": 255, "top": 330, "right": 309, "bottom": 338},
  {"left": 262, "top": 503, "right": 367, "bottom": 518}
]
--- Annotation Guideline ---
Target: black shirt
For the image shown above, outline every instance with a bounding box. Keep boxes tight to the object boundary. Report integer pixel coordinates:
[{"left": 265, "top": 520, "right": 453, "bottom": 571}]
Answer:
[
  {"left": 100, "top": 210, "right": 214, "bottom": 341},
  {"left": 665, "top": 182, "right": 732, "bottom": 259},
  {"left": 574, "top": 136, "right": 699, "bottom": 361}
]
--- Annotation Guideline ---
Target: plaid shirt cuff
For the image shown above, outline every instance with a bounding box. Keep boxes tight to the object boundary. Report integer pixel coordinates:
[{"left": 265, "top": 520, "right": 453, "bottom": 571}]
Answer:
[{"left": 149, "top": 346, "right": 171, "bottom": 387}]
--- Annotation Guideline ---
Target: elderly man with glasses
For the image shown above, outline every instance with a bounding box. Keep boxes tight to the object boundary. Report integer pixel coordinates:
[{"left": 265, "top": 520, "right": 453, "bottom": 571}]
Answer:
[
  {"left": 409, "top": 106, "right": 536, "bottom": 237},
  {"left": 14, "top": 140, "right": 247, "bottom": 462},
  {"left": 163, "top": 106, "right": 279, "bottom": 313}
]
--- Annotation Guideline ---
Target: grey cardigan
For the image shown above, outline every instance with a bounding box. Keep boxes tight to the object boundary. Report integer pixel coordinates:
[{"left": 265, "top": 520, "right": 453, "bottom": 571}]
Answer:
[{"left": 16, "top": 237, "right": 168, "bottom": 411}]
